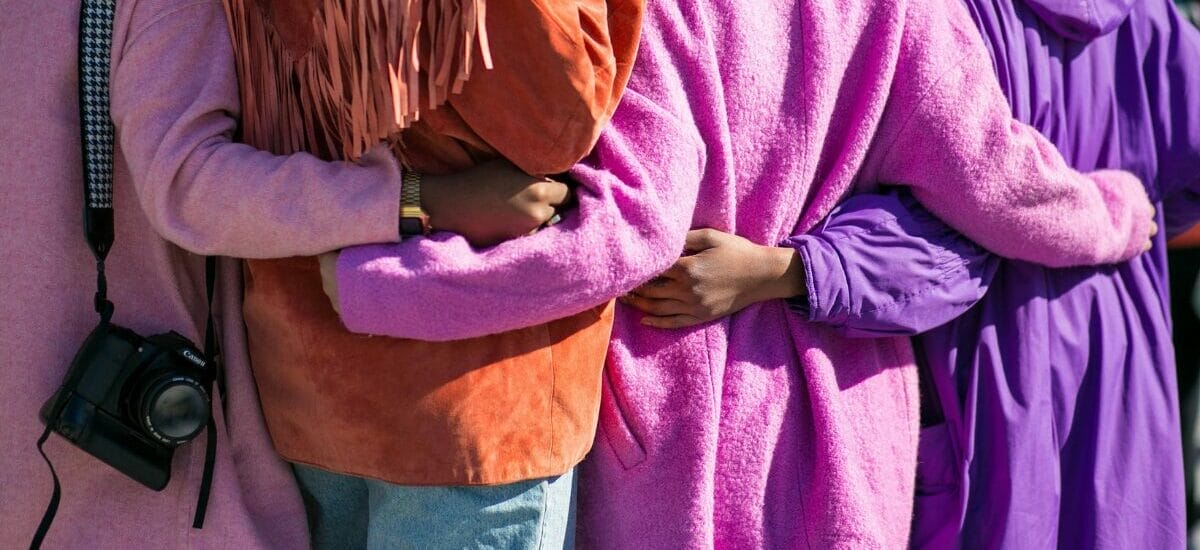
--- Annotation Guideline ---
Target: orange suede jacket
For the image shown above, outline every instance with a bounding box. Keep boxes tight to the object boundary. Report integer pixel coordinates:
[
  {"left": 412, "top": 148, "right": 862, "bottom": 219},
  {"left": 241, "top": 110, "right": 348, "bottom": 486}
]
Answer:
[{"left": 223, "top": 0, "right": 643, "bottom": 485}]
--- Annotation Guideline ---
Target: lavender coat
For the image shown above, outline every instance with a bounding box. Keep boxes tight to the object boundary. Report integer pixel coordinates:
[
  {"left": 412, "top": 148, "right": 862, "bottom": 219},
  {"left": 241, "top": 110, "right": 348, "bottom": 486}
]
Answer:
[{"left": 786, "top": 0, "right": 1200, "bottom": 547}]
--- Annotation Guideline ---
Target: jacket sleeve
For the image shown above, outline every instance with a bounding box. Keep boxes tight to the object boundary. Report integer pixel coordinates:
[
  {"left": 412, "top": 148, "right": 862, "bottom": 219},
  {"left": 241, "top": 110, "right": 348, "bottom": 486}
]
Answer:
[
  {"left": 783, "top": 190, "right": 997, "bottom": 338},
  {"left": 1149, "top": 0, "right": 1200, "bottom": 238},
  {"left": 334, "top": 85, "right": 705, "bottom": 340},
  {"left": 861, "top": 0, "right": 1154, "bottom": 268},
  {"left": 449, "top": 0, "right": 644, "bottom": 176},
  {"left": 110, "top": 2, "right": 402, "bottom": 258}
]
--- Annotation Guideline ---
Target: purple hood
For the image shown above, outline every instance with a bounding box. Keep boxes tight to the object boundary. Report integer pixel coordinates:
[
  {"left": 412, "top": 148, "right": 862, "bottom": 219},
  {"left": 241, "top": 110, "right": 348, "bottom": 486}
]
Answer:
[{"left": 1021, "top": 0, "right": 1135, "bottom": 40}]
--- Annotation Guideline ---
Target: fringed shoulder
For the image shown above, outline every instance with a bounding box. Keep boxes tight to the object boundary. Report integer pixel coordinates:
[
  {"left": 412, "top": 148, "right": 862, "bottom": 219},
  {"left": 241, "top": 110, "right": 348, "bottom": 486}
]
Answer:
[{"left": 222, "top": 0, "right": 492, "bottom": 160}]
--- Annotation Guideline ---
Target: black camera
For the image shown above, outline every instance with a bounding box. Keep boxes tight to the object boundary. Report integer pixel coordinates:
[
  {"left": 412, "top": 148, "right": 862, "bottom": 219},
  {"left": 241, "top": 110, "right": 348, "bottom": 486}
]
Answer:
[{"left": 39, "top": 323, "right": 214, "bottom": 490}]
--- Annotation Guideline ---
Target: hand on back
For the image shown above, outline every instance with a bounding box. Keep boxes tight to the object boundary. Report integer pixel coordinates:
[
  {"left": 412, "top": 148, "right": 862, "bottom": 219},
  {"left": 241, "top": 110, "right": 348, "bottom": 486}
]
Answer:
[{"left": 623, "top": 229, "right": 807, "bottom": 329}]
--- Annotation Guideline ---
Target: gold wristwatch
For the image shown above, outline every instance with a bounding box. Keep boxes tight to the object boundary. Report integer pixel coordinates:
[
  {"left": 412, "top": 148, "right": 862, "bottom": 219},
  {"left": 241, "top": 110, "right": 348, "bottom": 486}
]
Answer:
[{"left": 399, "top": 170, "right": 430, "bottom": 238}]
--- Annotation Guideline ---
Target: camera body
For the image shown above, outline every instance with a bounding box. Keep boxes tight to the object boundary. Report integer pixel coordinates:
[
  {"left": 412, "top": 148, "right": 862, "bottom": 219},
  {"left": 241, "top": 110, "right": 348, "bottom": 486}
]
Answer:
[{"left": 40, "top": 324, "right": 213, "bottom": 490}]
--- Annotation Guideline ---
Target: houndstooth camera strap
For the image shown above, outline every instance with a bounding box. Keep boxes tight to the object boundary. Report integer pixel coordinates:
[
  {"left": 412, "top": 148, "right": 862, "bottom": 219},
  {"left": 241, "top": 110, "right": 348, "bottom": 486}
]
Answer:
[
  {"left": 33, "top": 6, "right": 121, "bottom": 547},
  {"left": 75, "top": 0, "right": 221, "bottom": 530},
  {"left": 78, "top": 0, "right": 117, "bottom": 323},
  {"left": 79, "top": 0, "right": 115, "bottom": 213}
]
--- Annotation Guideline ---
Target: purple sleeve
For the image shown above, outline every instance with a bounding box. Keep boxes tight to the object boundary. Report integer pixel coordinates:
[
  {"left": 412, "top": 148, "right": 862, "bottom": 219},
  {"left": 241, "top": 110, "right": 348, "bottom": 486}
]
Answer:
[
  {"left": 334, "top": 88, "right": 705, "bottom": 341},
  {"left": 1150, "top": 1, "right": 1200, "bottom": 237},
  {"left": 783, "top": 190, "right": 997, "bottom": 338}
]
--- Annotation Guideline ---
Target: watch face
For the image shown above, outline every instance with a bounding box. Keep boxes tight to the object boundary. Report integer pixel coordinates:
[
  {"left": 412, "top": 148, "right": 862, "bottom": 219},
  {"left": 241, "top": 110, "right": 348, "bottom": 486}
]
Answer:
[{"left": 400, "top": 218, "right": 426, "bottom": 237}]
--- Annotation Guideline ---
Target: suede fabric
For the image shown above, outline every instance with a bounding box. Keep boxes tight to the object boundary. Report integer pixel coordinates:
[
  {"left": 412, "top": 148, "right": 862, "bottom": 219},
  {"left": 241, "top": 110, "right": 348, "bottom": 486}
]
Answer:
[
  {"left": 230, "top": 0, "right": 643, "bottom": 486},
  {"left": 245, "top": 257, "right": 614, "bottom": 484}
]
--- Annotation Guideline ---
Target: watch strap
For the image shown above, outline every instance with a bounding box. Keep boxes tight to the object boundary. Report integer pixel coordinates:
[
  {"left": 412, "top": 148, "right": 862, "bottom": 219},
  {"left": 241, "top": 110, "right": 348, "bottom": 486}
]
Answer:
[{"left": 399, "top": 170, "right": 429, "bottom": 237}]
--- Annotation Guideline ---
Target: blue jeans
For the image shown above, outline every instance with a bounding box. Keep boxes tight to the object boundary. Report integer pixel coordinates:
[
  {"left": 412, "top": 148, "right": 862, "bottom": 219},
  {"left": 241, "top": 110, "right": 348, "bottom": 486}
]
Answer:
[{"left": 293, "top": 465, "right": 577, "bottom": 549}]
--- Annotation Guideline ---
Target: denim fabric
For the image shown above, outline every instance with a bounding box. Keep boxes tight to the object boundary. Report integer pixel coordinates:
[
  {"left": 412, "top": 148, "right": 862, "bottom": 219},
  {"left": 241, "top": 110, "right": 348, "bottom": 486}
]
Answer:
[{"left": 293, "top": 465, "right": 577, "bottom": 549}]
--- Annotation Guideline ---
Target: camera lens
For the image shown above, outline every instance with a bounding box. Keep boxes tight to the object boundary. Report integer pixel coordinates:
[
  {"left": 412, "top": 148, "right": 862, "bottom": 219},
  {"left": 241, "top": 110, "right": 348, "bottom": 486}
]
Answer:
[{"left": 136, "top": 376, "right": 210, "bottom": 445}]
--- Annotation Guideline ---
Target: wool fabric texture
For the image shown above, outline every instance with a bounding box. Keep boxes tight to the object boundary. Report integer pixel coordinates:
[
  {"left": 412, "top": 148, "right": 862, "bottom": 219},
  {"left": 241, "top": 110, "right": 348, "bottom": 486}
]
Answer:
[{"left": 331, "top": 0, "right": 1155, "bottom": 546}]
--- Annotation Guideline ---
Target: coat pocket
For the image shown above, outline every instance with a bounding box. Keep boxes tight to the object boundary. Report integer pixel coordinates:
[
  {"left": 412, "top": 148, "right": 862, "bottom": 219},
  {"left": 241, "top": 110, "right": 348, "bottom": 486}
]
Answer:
[
  {"left": 911, "top": 423, "right": 961, "bottom": 549},
  {"left": 598, "top": 365, "right": 647, "bottom": 469}
]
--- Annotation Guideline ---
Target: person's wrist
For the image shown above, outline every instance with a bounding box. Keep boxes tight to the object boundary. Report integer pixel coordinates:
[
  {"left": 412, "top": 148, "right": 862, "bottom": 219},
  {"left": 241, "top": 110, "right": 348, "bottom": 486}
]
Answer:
[
  {"left": 399, "top": 170, "right": 431, "bottom": 237},
  {"left": 757, "top": 246, "right": 806, "bottom": 301},
  {"left": 418, "top": 173, "right": 458, "bottom": 232}
]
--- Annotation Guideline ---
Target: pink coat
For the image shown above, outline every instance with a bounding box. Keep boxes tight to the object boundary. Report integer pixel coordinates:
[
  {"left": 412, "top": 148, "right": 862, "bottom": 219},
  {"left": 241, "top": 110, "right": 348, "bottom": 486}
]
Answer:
[
  {"left": 0, "top": 1, "right": 404, "bottom": 547},
  {"left": 331, "top": 0, "right": 1153, "bottom": 547}
]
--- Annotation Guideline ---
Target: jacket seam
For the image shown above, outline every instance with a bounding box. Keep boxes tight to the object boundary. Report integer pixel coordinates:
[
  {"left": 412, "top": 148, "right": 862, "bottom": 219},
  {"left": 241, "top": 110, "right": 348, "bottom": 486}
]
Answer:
[
  {"left": 874, "top": 46, "right": 975, "bottom": 180},
  {"left": 859, "top": 256, "right": 972, "bottom": 318}
]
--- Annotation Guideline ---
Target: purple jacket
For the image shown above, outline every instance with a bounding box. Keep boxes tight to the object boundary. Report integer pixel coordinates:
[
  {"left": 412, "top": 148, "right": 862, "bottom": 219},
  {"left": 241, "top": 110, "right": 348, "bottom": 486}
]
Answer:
[{"left": 788, "top": 0, "right": 1200, "bottom": 547}]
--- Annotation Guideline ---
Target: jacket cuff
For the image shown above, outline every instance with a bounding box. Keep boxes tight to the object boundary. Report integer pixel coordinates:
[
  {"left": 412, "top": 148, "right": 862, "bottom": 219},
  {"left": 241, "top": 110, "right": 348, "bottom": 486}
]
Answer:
[{"left": 781, "top": 235, "right": 850, "bottom": 326}]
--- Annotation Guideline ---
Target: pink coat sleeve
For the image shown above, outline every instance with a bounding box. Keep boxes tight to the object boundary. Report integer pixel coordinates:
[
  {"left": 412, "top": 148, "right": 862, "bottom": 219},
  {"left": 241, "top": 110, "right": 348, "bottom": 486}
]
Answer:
[
  {"left": 334, "top": 87, "right": 705, "bottom": 340},
  {"left": 862, "top": 0, "right": 1154, "bottom": 268},
  {"left": 110, "top": 2, "right": 402, "bottom": 258}
]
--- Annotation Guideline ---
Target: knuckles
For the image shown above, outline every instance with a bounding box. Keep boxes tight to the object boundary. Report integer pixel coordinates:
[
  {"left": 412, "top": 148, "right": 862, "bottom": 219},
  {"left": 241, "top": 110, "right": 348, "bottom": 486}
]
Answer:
[
  {"left": 525, "top": 183, "right": 551, "bottom": 204},
  {"left": 695, "top": 299, "right": 720, "bottom": 319}
]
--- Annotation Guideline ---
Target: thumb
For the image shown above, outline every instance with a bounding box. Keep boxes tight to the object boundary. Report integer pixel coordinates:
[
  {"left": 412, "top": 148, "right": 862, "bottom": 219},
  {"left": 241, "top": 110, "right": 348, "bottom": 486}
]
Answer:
[
  {"left": 318, "top": 252, "right": 341, "bottom": 314},
  {"left": 685, "top": 228, "right": 723, "bottom": 253}
]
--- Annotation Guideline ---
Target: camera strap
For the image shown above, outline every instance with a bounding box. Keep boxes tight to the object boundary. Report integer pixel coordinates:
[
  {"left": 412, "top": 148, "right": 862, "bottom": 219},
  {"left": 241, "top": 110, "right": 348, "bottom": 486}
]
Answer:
[
  {"left": 193, "top": 255, "right": 220, "bottom": 529},
  {"left": 32, "top": 1, "right": 220, "bottom": 547},
  {"left": 79, "top": 0, "right": 116, "bottom": 325}
]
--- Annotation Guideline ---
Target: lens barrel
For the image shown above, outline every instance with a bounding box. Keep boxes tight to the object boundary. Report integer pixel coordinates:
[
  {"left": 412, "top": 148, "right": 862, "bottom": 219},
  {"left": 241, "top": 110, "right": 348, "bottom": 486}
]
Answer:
[{"left": 133, "top": 373, "right": 210, "bottom": 445}]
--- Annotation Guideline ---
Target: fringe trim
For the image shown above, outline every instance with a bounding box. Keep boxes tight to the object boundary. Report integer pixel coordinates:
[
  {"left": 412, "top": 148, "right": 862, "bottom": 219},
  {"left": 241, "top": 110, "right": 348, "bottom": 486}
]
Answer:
[{"left": 223, "top": 0, "right": 493, "bottom": 160}]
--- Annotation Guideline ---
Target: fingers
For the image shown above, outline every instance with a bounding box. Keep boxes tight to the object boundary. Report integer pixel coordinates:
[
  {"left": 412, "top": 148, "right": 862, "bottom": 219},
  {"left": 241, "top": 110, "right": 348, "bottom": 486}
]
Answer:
[
  {"left": 1142, "top": 221, "right": 1158, "bottom": 253},
  {"left": 685, "top": 228, "right": 723, "bottom": 253},
  {"left": 624, "top": 263, "right": 716, "bottom": 329},
  {"left": 519, "top": 200, "right": 561, "bottom": 235},
  {"left": 526, "top": 179, "right": 571, "bottom": 230},
  {"left": 659, "top": 256, "right": 698, "bottom": 282},
  {"left": 621, "top": 293, "right": 691, "bottom": 317},
  {"left": 641, "top": 314, "right": 704, "bottom": 329},
  {"left": 317, "top": 252, "right": 342, "bottom": 314},
  {"left": 631, "top": 276, "right": 690, "bottom": 301},
  {"left": 533, "top": 203, "right": 559, "bottom": 227},
  {"left": 318, "top": 252, "right": 338, "bottom": 281},
  {"left": 538, "top": 179, "right": 572, "bottom": 207}
]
